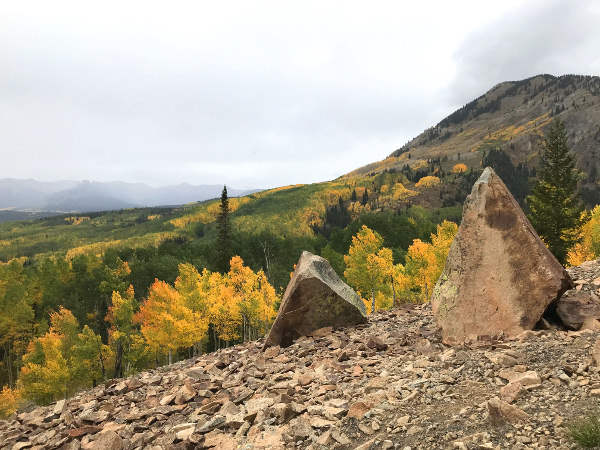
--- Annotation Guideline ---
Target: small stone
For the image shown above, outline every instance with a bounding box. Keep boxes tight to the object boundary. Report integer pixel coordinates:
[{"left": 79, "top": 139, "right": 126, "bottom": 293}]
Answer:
[
  {"left": 367, "top": 336, "right": 388, "bottom": 351},
  {"left": 89, "top": 430, "right": 123, "bottom": 450},
  {"left": 348, "top": 401, "right": 372, "bottom": 419},
  {"left": 499, "top": 382, "right": 523, "bottom": 404},
  {"left": 487, "top": 398, "right": 531, "bottom": 425},
  {"left": 396, "top": 415, "right": 410, "bottom": 426}
]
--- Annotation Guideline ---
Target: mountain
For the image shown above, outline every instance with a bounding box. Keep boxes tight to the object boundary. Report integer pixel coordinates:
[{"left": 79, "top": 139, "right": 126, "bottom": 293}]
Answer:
[
  {"left": 0, "top": 179, "right": 261, "bottom": 215},
  {"left": 347, "top": 74, "right": 600, "bottom": 179},
  {"left": 0, "top": 179, "right": 78, "bottom": 209}
]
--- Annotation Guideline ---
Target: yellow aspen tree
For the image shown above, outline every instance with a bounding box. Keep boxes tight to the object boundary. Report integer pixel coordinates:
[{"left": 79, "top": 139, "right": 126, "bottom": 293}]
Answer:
[
  {"left": 138, "top": 279, "right": 204, "bottom": 366},
  {"left": 452, "top": 163, "right": 467, "bottom": 173},
  {"left": 567, "top": 206, "right": 600, "bottom": 266},
  {"left": 228, "top": 256, "right": 257, "bottom": 342},
  {"left": 403, "top": 239, "right": 438, "bottom": 301},
  {"left": 0, "top": 386, "right": 21, "bottom": 418},
  {"left": 70, "top": 326, "right": 110, "bottom": 389},
  {"left": 49, "top": 307, "right": 80, "bottom": 361},
  {"left": 415, "top": 176, "right": 441, "bottom": 189},
  {"left": 175, "top": 264, "right": 210, "bottom": 355},
  {"left": 430, "top": 220, "right": 458, "bottom": 281},
  {"left": 344, "top": 226, "right": 393, "bottom": 313},
  {"left": 49, "top": 307, "right": 108, "bottom": 392},
  {"left": 206, "top": 272, "right": 241, "bottom": 347},
  {"left": 106, "top": 285, "right": 137, "bottom": 378},
  {"left": 20, "top": 332, "right": 69, "bottom": 405}
]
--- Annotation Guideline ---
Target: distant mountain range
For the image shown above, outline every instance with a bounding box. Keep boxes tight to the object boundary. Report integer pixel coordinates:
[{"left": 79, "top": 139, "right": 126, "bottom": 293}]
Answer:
[{"left": 0, "top": 179, "right": 260, "bottom": 220}]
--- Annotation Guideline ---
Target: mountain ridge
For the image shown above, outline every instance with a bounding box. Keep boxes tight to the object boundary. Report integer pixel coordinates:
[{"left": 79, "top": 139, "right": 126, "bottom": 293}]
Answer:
[
  {"left": 346, "top": 73, "right": 600, "bottom": 179},
  {"left": 0, "top": 178, "right": 262, "bottom": 217}
]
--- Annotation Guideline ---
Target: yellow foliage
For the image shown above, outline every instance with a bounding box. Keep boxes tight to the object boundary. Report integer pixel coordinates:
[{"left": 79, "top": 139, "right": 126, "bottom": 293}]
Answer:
[
  {"left": 392, "top": 184, "right": 416, "bottom": 201},
  {"left": 567, "top": 206, "right": 600, "bottom": 266},
  {"left": 415, "top": 176, "right": 441, "bottom": 189},
  {"left": 344, "top": 226, "right": 393, "bottom": 313},
  {"left": 138, "top": 280, "right": 207, "bottom": 359},
  {"left": 64, "top": 217, "right": 91, "bottom": 225},
  {"left": 380, "top": 185, "right": 389, "bottom": 194},
  {"left": 413, "top": 160, "right": 428, "bottom": 170},
  {"left": 403, "top": 220, "right": 457, "bottom": 302},
  {"left": 452, "top": 163, "right": 467, "bottom": 174},
  {"left": 20, "top": 332, "right": 70, "bottom": 405},
  {"left": 0, "top": 387, "right": 20, "bottom": 418}
]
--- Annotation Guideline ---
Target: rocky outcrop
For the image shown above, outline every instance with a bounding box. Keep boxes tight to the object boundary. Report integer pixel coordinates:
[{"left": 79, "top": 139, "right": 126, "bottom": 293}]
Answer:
[
  {"left": 263, "top": 251, "right": 367, "bottom": 349},
  {"left": 432, "top": 167, "right": 572, "bottom": 344},
  {"left": 555, "top": 259, "right": 600, "bottom": 330},
  {"left": 3, "top": 304, "right": 600, "bottom": 450}
]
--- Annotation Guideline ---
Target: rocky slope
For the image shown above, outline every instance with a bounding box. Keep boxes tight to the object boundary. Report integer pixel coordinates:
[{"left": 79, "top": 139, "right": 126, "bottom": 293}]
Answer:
[
  {"left": 347, "top": 74, "right": 600, "bottom": 178},
  {"left": 4, "top": 260, "right": 600, "bottom": 450}
]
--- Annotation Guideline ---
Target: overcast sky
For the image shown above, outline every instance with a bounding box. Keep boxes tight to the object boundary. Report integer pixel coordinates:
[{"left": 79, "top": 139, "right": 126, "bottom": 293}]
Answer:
[{"left": 2, "top": 0, "right": 599, "bottom": 189}]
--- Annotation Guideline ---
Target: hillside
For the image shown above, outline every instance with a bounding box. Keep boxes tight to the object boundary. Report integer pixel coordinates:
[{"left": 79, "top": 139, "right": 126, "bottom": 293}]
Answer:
[
  {"left": 347, "top": 74, "right": 600, "bottom": 185},
  {"left": 2, "top": 292, "right": 599, "bottom": 449}
]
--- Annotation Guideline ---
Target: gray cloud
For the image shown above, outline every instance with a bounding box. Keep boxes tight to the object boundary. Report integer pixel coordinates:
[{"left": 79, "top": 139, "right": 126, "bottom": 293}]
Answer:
[
  {"left": 1, "top": 1, "right": 599, "bottom": 189},
  {"left": 448, "top": 0, "right": 600, "bottom": 104}
]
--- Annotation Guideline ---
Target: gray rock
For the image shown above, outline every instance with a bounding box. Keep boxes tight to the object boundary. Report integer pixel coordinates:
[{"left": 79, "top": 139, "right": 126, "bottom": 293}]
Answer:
[{"left": 263, "top": 251, "right": 367, "bottom": 348}]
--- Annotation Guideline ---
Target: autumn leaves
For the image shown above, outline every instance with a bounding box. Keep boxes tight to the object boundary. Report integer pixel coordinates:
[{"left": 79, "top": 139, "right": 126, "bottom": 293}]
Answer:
[
  {"left": 343, "top": 221, "right": 457, "bottom": 313},
  {"left": 7, "top": 256, "right": 278, "bottom": 410}
]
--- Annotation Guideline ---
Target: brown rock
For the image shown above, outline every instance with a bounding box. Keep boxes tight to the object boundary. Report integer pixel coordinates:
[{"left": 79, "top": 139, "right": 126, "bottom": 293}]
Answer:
[
  {"left": 263, "top": 251, "right": 367, "bottom": 348},
  {"left": 556, "top": 291, "right": 600, "bottom": 330},
  {"left": 311, "top": 326, "right": 333, "bottom": 338},
  {"left": 581, "top": 318, "right": 600, "bottom": 331},
  {"left": 68, "top": 426, "right": 103, "bottom": 437},
  {"left": 487, "top": 398, "right": 531, "bottom": 426},
  {"left": 592, "top": 337, "right": 600, "bottom": 366},
  {"left": 432, "top": 167, "right": 571, "bottom": 343},
  {"left": 366, "top": 336, "right": 388, "bottom": 351},
  {"left": 263, "top": 345, "right": 280, "bottom": 359},
  {"left": 89, "top": 430, "right": 123, "bottom": 450},
  {"left": 499, "top": 382, "right": 524, "bottom": 404},
  {"left": 347, "top": 401, "right": 372, "bottom": 419},
  {"left": 175, "top": 382, "right": 196, "bottom": 404}
]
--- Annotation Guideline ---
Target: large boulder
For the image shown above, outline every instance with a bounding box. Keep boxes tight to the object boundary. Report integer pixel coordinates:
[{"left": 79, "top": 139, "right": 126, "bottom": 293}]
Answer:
[
  {"left": 263, "top": 251, "right": 367, "bottom": 349},
  {"left": 432, "top": 167, "right": 572, "bottom": 343}
]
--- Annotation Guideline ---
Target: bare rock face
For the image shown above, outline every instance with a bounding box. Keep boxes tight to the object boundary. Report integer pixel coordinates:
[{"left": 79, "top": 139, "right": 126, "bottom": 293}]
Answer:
[
  {"left": 263, "top": 251, "right": 367, "bottom": 348},
  {"left": 432, "top": 167, "right": 572, "bottom": 344}
]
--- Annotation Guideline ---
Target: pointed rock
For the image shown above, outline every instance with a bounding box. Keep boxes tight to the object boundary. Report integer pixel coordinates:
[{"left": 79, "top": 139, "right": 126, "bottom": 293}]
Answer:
[
  {"left": 432, "top": 167, "right": 572, "bottom": 343},
  {"left": 263, "top": 251, "right": 367, "bottom": 348}
]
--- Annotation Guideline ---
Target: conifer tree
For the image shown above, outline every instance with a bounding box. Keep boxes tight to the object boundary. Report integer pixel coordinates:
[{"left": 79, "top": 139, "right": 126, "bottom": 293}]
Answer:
[
  {"left": 527, "top": 118, "right": 587, "bottom": 264},
  {"left": 361, "top": 189, "right": 368, "bottom": 206},
  {"left": 216, "top": 185, "right": 231, "bottom": 273}
]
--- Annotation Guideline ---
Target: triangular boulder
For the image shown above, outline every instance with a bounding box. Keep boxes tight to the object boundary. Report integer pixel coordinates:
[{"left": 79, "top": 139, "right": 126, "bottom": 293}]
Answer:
[
  {"left": 432, "top": 167, "right": 572, "bottom": 343},
  {"left": 263, "top": 251, "right": 367, "bottom": 349}
]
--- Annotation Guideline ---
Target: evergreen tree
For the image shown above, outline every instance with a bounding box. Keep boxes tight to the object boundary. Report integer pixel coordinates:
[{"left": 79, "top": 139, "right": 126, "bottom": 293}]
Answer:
[
  {"left": 527, "top": 118, "right": 587, "bottom": 264},
  {"left": 351, "top": 189, "right": 357, "bottom": 202},
  {"left": 216, "top": 185, "right": 231, "bottom": 273},
  {"left": 361, "top": 189, "right": 369, "bottom": 206}
]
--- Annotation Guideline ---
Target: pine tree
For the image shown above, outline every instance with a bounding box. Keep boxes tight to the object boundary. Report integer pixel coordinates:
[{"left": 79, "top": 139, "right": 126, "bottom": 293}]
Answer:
[
  {"left": 350, "top": 189, "right": 357, "bottom": 202},
  {"left": 216, "top": 185, "right": 231, "bottom": 273},
  {"left": 527, "top": 118, "right": 587, "bottom": 264},
  {"left": 361, "top": 189, "right": 368, "bottom": 206}
]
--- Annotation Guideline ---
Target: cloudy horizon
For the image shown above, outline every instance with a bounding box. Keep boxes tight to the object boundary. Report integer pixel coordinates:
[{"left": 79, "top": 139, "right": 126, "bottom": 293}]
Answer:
[{"left": 2, "top": 0, "right": 599, "bottom": 189}]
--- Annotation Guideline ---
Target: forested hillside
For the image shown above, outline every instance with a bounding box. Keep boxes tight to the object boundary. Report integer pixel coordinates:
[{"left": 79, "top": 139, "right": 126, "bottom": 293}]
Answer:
[
  {"left": 347, "top": 74, "right": 600, "bottom": 207},
  {"left": 3, "top": 74, "right": 600, "bottom": 416}
]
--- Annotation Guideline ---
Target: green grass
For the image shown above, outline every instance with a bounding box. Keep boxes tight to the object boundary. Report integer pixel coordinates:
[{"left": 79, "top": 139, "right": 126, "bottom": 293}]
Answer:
[{"left": 568, "top": 413, "right": 600, "bottom": 448}]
